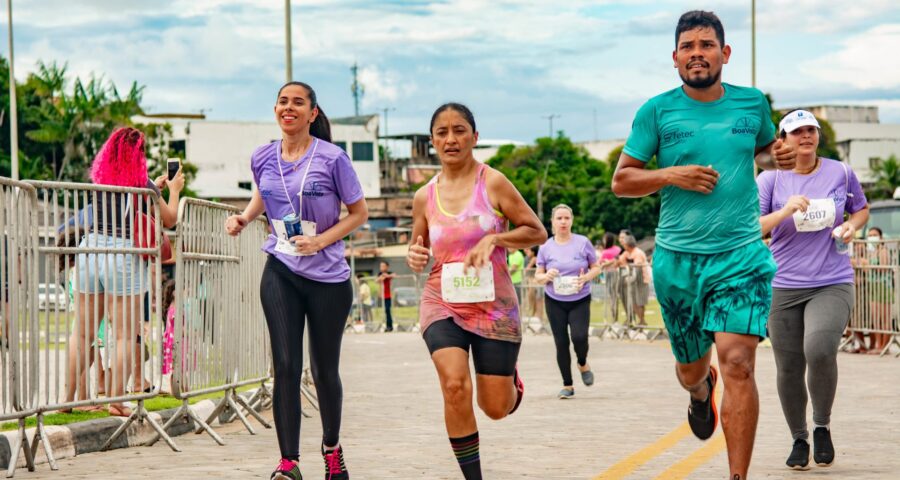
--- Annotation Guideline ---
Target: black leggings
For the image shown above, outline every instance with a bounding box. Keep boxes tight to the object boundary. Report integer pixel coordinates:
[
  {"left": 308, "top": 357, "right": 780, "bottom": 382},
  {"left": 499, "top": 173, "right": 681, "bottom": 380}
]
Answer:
[
  {"left": 545, "top": 294, "right": 591, "bottom": 387},
  {"left": 260, "top": 256, "right": 352, "bottom": 459}
]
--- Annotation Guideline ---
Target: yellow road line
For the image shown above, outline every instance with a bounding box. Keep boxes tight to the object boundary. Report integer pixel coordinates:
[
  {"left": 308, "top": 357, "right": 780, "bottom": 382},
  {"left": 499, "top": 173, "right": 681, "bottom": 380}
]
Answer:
[
  {"left": 651, "top": 434, "right": 727, "bottom": 480},
  {"left": 592, "top": 422, "right": 693, "bottom": 480}
]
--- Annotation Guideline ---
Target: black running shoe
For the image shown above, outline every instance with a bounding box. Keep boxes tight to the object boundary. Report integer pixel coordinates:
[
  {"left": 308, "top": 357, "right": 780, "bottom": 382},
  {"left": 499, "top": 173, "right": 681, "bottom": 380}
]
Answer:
[
  {"left": 813, "top": 427, "right": 834, "bottom": 467},
  {"left": 687, "top": 366, "right": 718, "bottom": 440},
  {"left": 322, "top": 445, "right": 349, "bottom": 480},
  {"left": 786, "top": 439, "right": 810, "bottom": 470}
]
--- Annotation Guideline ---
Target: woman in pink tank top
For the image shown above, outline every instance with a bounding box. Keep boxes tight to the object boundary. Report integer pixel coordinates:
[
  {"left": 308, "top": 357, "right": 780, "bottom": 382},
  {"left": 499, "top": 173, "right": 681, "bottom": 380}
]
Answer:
[{"left": 407, "top": 103, "right": 546, "bottom": 480}]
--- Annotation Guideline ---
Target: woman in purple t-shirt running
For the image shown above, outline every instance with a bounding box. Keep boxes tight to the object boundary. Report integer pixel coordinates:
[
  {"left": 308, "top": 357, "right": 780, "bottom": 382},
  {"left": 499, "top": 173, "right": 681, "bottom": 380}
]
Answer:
[
  {"left": 534, "top": 205, "right": 601, "bottom": 399},
  {"left": 225, "top": 82, "right": 368, "bottom": 480},
  {"left": 757, "top": 110, "right": 869, "bottom": 470}
]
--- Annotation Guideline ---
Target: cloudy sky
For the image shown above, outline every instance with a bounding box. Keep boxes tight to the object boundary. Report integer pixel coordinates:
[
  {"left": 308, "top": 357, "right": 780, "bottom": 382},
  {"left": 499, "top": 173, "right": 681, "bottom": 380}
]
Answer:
[{"left": 7, "top": 0, "right": 900, "bottom": 142}]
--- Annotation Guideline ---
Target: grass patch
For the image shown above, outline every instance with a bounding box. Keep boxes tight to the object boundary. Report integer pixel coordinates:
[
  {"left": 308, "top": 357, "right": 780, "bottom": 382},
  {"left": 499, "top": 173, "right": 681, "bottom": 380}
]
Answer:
[{"left": 1, "top": 384, "right": 260, "bottom": 431}]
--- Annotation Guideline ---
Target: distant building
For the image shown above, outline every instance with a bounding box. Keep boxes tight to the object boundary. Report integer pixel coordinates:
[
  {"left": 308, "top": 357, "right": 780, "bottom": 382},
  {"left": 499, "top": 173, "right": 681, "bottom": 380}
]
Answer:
[
  {"left": 134, "top": 113, "right": 382, "bottom": 207},
  {"left": 779, "top": 105, "right": 900, "bottom": 182}
]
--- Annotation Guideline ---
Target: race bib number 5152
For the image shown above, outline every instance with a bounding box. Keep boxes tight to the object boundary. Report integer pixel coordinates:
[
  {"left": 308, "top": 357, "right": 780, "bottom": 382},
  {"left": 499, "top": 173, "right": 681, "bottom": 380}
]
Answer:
[{"left": 441, "top": 263, "right": 495, "bottom": 303}]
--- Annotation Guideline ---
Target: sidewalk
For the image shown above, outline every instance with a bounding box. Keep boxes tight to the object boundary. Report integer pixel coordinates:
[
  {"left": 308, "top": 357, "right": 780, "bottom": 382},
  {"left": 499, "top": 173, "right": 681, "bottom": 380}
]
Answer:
[{"left": 12, "top": 333, "right": 900, "bottom": 479}]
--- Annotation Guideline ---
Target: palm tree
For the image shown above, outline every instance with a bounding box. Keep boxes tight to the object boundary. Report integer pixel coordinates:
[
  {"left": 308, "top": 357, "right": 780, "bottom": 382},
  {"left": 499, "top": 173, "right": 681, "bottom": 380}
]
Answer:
[
  {"left": 25, "top": 62, "right": 144, "bottom": 181},
  {"left": 870, "top": 155, "right": 900, "bottom": 201}
]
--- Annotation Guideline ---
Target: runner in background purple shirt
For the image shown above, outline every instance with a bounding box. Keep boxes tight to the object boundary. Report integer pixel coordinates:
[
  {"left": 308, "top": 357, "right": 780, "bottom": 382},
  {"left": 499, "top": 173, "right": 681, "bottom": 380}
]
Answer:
[
  {"left": 535, "top": 204, "right": 600, "bottom": 399},
  {"left": 757, "top": 109, "right": 870, "bottom": 470},
  {"left": 225, "top": 81, "right": 367, "bottom": 480}
]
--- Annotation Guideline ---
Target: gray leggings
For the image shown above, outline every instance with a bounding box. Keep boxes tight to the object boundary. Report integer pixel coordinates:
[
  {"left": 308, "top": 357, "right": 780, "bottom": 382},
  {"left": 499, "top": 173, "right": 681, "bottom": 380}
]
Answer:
[{"left": 768, "top": 284, "right": 853, "bottom": 441}]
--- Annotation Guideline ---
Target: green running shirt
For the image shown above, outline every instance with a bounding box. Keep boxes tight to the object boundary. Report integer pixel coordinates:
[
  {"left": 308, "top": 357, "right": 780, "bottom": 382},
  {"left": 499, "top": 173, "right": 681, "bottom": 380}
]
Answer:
[{"left": 623, "top": 83, "right": 775, "bottom": 254}]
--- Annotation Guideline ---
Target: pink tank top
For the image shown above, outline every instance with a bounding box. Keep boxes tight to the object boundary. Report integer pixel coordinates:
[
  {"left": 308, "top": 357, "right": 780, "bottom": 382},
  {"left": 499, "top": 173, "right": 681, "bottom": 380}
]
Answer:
[{"left": 419, "top": 165, "right": 521, "bottom": 343}]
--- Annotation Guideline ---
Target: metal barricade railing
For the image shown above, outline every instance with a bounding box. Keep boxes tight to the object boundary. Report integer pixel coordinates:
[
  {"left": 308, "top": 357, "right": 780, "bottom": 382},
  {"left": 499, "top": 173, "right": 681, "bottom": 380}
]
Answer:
[
  {"left": 14, "top": 180, "right": 175, "bottom": 474},
  {"left": 518, "top": 269, "right": 548, "bottom": 334},
  {"left": 1, "top": 178, "right": 41, "bottom": 476},
  {"left": 516, "top": 265, "right": 666, "bottom": 342},
  {"left": 148, "top": 198, "right": 271, "bottom": 447},
  {"left": 844, "top": 239, "right": 900, "bottom": 357},
  {"left": 349, "top": 274, "right": 420, "bottom": 333}
]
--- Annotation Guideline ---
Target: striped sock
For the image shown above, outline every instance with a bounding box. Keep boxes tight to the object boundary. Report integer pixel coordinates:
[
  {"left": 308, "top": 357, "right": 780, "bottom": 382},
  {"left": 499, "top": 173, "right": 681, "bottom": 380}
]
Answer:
[{"left": 449, "top": 432, "right": 482, "bottom": 480}]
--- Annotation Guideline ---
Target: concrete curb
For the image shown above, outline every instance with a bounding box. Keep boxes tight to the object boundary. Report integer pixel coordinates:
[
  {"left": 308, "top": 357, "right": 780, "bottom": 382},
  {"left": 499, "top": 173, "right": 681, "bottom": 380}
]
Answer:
[{"left": 0, "top": 389, "right": 267, "bottom": 470}]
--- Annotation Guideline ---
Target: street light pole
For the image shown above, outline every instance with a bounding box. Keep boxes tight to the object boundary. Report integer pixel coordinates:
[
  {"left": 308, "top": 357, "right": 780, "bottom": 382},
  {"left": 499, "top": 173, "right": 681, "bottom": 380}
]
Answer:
[
  {"left": 381, "top": 107, "right": 396, "bottom": 137},
  {"left": 541, "top": 114, "right": 560, "bottom": 139},
  {"left": 536, "top": 159, "right": 552, "bottom": 222},
  {"left": 6, "top": 0, "right": 18, "bottom": 180},
  {"left": 285, "top": 0, "right": 292, "bottom": 83}
]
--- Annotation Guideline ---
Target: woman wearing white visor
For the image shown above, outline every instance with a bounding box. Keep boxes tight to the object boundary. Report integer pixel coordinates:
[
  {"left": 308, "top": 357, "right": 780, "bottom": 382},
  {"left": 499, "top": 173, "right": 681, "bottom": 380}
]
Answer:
[{"left": 757, "top": 110, "right": 869, "bottom": 470}]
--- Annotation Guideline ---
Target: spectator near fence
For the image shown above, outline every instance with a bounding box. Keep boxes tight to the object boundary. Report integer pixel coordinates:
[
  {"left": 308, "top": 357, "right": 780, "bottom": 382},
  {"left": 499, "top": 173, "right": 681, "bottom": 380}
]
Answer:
[
  {"left": 507, "top": 247, "right": 525, "bottom": 305},
  {"left": 376, "top": 261, "right": 396, "bottom": 331},
  {"left": 859, "top": 227, "right": 893, "bottom": 354},
  {"left": 356, "top": 273, "right": 373, "bottom": 324},
  {"left": 66, "top": 127, "right": 183, "bottom": 417},
  {"left": 618, "top": 234, "right": 651, "bottom": 326},
  {"left": 598, "top": 232, "right": 623, "bottom": 321}
]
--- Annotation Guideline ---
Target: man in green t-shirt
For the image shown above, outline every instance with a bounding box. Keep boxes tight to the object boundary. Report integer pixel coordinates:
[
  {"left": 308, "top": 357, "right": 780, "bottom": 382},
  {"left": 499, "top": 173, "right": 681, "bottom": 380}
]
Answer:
[
  {"left": 611, "top": 11, "right": 796, "bottom": 480},
  {"left": 507, "top": 248, "right": 525, "bottom": 305}
]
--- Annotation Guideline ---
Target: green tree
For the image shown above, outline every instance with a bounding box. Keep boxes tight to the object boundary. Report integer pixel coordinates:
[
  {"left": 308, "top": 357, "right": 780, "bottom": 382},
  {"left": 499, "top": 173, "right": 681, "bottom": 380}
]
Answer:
[
  {"left": 869, "top": 154, "right": 900, "bottom": 201},
  {"left": 487, "top": 135, "right": 660, "bottom": 241},
  {"left": 0, "top": 56, "right": 195, "bottom": 197}
]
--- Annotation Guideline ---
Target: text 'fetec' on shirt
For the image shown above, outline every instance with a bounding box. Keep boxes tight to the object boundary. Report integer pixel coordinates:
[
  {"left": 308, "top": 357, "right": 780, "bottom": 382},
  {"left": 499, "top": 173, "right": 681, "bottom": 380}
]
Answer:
[
  {"left": 623, "top": 83, "right": 775, "bottom": 254},
  {"left": 251, "top": 138, "right": 364, "bottom": 283}
]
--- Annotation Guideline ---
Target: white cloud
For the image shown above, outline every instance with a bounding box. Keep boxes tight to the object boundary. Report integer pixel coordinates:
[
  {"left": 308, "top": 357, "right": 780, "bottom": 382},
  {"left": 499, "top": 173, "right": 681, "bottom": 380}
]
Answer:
[
  {"left": 801, "top": 23, "right": 900, "bottom": 90},
  {"left": 757, "top": 0, "right": 899, "bottom": 34},
  {"left": 357, "top": 66, "right": 416, "bottom": 107}
]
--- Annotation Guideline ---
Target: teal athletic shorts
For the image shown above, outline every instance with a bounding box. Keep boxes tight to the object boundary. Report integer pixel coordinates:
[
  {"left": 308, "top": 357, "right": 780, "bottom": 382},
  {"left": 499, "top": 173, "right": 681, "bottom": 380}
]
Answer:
[{"left": 652, "top": 240, "right": 776, "bottom": 364}]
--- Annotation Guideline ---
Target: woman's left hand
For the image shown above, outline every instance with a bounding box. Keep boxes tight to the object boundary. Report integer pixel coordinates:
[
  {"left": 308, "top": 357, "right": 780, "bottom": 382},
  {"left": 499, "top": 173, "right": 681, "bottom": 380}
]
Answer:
[
  {"left": 463, "top": 235, "right": 496, "bottom": 271},
  {"left": 575, "top": 269, "right": 588, "bottom": 290},
  {"left": 837, "top": 222, "right": 856, "bottom": 244},
  {"left": 291, "top": 235, "right": 322, "bottom": 255}
]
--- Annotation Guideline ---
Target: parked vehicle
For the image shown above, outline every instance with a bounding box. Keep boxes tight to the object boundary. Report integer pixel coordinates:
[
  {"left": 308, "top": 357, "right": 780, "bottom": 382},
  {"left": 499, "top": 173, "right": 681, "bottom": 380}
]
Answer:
[
  {"left": 866, "top": 199, "right": 900, "bottom": 240},
  {"left": 393, "top": 287, "right": 420, "bottom": 307}
]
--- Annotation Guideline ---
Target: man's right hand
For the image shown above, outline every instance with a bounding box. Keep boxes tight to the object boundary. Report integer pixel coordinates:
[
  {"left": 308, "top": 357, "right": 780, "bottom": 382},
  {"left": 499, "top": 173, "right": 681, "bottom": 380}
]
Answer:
[
  {"left": 666, "top": 165, "right": 720, "bottom": 194},
  {"left": 225, "top": 215, "right": 248, "bottom": 236},
  {"left": 407, "top": 236, "right": 430, "bottom": 273}
]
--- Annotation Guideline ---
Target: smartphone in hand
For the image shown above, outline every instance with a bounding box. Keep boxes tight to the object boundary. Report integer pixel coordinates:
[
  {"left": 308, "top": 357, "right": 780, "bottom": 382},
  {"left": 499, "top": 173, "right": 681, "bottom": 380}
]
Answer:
[{"left": 167, "top": 158, "right": 181, "bottom": 181}]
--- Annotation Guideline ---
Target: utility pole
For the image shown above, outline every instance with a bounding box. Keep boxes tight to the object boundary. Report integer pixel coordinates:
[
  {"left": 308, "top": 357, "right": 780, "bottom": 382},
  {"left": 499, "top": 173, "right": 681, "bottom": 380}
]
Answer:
[
  {"left": 541, "top": 114, "right": 560, "bottom": 139},
  {"left": 751, "top": 0, "right": 756, "bottom": 87},
  {"left": 284, "top": 0, "right": 292, "bottom": 83},
  {"left": 536, "top": 159, "right": 553, "bottom": 222},
  {"left": 381, "top": 107, "right": 396, "bottom": 136},
  {"left": 350, "top": 62, "right": 364, "bottom": 116},
  {"left": 7, "top": 0, "right": 18, "bottom": 180},
  {"left": 592, "top": 108, "right": 598, "bottom": 141}
]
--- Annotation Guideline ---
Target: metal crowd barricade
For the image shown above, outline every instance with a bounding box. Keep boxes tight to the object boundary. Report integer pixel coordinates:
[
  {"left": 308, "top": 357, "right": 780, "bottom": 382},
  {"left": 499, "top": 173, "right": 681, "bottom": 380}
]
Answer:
[
  {"left": 21, "top": 180, "right": 176, "bottom": 471},
  {"left": 844, "top": 239, "right": 900, "bottom": 357},
  {"left": 593, "top": 265, "right": 665, "bottom": 342},
  {"left": 1, "top": 178, "right": 41, "bottom": 477},
  {"left": 148, "top": 198, "right": 271, "bottom": 447},
  {"left": 519, "top": 269, "right": 548, "bottom": 334}
]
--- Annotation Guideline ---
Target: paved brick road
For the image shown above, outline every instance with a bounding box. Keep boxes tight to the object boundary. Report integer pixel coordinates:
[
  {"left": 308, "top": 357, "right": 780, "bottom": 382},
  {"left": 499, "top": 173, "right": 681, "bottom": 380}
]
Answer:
[{"left": 15, "top": 333, "right": 900, "bottom": 479}]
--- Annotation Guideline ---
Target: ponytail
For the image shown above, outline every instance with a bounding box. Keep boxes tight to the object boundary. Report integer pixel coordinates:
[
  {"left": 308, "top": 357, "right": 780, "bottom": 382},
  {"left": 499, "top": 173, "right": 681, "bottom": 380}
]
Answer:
[
  {"left": 311, "top": 107, "right": 332, "bottom": 143},
  {"left": 277, "top": 81, "right": 332, "bottom": 143}
]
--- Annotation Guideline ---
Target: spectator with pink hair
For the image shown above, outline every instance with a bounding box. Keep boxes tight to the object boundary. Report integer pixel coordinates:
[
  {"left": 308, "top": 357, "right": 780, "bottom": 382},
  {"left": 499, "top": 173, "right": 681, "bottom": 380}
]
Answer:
[{"left": 66, "top": 127, "right": 183, "bottom": 417}]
